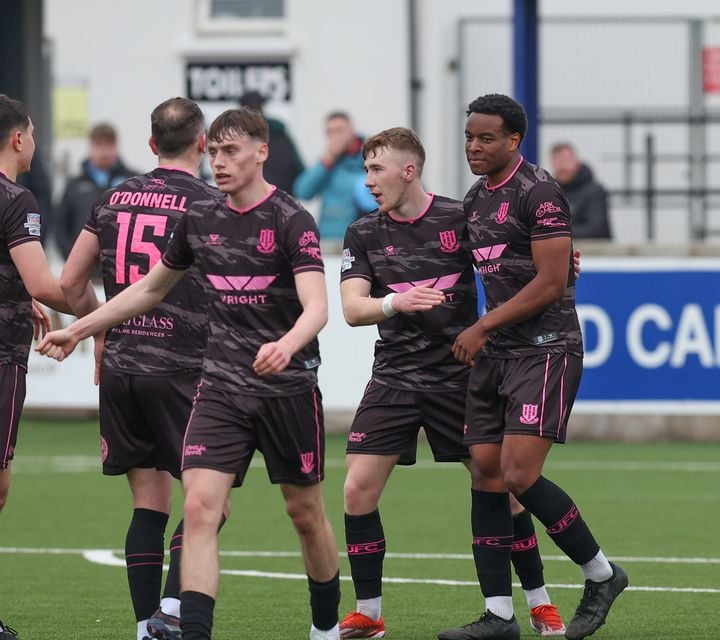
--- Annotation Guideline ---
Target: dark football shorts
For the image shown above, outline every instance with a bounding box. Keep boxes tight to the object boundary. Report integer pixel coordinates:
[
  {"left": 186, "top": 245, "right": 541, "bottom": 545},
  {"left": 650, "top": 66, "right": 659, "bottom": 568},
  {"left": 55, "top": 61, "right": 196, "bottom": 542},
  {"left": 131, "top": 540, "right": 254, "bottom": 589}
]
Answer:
[
  {"left": 99, "top": 369, "right": 200, "bottom": 478},
  {"left": 464, "top": 353, "right": 582, "bottom": 445},
  {"left": 346, "top": 379, "right": 469, "bottom": 464},
  {"left": 181, "top": 384, "right": 325, "bottom": 487},
  {"left": 0, "top": 364, "right": 27, "bottom": 469}
]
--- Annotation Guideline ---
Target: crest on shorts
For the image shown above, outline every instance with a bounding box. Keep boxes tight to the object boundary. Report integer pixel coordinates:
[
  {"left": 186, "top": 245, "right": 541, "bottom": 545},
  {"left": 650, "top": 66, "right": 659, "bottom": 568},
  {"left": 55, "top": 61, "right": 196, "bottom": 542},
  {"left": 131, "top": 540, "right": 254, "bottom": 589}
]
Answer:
[
  {"left": 300, "top": 451, "right": 315, "bottom": 474},
  {"left": 257, "top": 228, "right": 276, "bottom": 254},
  {"left": 100, "top": 436, "right": 109, "bottom": 463},
  {"left": 519, "top": 403, "right": 539, "bottom": 425},
  {"left": 496, "top": 202, "right": 509, "bottom": 224},
  {"left": 439, "top": 230, "right": 460, "bottom": 253}
]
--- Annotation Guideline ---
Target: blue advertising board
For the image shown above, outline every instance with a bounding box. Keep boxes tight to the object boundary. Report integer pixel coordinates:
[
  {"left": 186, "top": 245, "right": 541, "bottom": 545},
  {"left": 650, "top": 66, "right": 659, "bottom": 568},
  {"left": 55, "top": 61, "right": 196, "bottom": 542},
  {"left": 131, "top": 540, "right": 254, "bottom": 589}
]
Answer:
[{"left": 477, "top": 258, "right": 720, "bottom": 413}]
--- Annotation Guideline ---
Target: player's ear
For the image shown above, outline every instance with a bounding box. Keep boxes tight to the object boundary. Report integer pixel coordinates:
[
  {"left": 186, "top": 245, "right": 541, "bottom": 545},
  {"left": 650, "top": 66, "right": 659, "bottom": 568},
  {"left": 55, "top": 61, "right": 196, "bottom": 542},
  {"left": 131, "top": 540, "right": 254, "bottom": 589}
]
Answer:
[
  {"left": 148, "top": 137, "right": 159, "bottom": 156},
  {"left": 404, "top": 162, "right": 415, "bottom": 182},
  {"left": 197, "top": 133, "right": 207, "bottom": 154},
  {"left": 11, "top": 129, "right": 23, "bottom": 152},
  {"left": 256, "top": 141, "right": 269, "bottom": 163},
  {"left": 508, "top": 133, "right": 521, "bottom": 152}
]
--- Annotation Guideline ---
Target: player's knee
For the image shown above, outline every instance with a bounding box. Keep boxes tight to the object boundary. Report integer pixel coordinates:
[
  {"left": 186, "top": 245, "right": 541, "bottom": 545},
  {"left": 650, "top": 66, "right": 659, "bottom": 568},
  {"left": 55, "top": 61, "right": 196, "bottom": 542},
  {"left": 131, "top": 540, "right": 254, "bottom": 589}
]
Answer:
[
  {"left": 502, "top": 466, "right": 535, "bottom": 496},
  {"left": 183, "top": 491, "right": 221, "bottom": 530},
  {"left": 343, "top": 477, "right": 379, "bottom": 513},
  {"left": 286, "top": 500, "right": 324, "bottom": 536}
]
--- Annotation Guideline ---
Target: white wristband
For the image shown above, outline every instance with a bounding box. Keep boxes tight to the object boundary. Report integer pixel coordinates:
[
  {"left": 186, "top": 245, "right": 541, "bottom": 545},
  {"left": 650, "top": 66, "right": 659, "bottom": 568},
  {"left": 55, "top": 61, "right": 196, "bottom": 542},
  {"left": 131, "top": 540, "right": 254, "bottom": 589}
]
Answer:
[{"left": 381, "top": 293, "right": 398, "bottom": 318}]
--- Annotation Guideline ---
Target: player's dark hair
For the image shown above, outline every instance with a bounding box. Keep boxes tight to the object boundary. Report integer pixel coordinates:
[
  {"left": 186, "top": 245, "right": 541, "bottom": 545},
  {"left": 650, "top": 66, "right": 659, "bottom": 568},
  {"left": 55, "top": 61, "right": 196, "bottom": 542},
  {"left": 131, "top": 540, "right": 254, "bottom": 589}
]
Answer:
[
  {"left": 0, "top": 94, "right": 30, "bottom": 149},
  {"left": 466, "top": 94, "right": 527, "bottom": 141},
  {"left": 363, "top": 127, "right": 426, "bottom": 174},
  {"left": 89, "top": 122, "right": 117, "bottom": 144},
  {"left": 208, "top": 107, "right": 268, "bottom": 143},
  {"left": 151, "top": 97, "right": 205, "bottom": 157}
]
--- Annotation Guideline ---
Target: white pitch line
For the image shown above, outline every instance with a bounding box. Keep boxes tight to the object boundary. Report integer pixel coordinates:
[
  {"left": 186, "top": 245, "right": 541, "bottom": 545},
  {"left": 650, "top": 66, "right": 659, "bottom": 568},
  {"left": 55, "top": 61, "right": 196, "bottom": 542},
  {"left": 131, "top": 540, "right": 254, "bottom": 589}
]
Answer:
[
  {"left": 1, "top": 547, "right": 716, "bottom": 594},
  {"left": 2, "top": 547, "right": 720, "bottom": 565}
]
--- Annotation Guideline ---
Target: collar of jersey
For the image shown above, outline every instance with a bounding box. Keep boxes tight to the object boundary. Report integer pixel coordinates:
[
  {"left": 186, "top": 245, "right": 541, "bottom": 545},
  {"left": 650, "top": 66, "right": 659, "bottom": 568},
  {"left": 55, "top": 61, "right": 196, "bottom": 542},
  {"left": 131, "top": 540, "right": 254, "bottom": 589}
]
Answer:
[
  {"left": 387, "top": 192, "right": 435, "bottom": 224},
  {"left": 226, "top": 184, "right": 277, "bottom": 215},
  {"left": 486, "top": 156, "right": 523, "bottom": 191},
  {"left": 157, "top": 165, "right": 195, "bottom": 177}
]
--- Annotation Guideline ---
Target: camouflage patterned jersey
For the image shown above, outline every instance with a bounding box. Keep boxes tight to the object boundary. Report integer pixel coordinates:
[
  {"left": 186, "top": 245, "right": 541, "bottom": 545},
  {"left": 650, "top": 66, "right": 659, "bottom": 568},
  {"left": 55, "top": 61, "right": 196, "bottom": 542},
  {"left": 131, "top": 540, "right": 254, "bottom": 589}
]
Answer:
[
  {"left": 341, "top": 194, "right": 477, "bottom": 391},
  {"left": 162, "top": 186, "right": 324, "bottom": 396},
  {"left": 0, "top": 172, "right": 42, "bottom": 368},
  {"left": 86, "top": 167, "right": 220, "bottom": 375},
  {"left": 463, "top": 157, "right": 583, "bottom": 358}
]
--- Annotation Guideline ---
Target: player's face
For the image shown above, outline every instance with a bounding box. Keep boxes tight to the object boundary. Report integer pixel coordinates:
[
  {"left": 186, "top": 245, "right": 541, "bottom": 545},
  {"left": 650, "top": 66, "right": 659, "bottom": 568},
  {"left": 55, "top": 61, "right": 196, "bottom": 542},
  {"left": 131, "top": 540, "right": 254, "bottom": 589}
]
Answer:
[
  {"left": 464, "top": 112, "right": 521, "bottom": 179},
  {"left": 208, "top": 132, "right": 267, "bottom": 196},
  {"left": 550, "top": 147, "right": 580, "bottom": 186},
  {"left": 17, "top": 119, "right": 36, "bottom": 174},
  {"left": 364, "top": 146, "right": 410, "bottom": 213}
]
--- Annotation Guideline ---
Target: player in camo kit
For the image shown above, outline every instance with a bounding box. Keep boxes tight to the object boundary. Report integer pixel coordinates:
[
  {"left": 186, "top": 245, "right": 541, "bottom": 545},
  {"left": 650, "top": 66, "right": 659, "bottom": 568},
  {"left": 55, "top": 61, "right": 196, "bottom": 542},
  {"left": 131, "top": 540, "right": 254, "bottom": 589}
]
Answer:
[
  {"left": 339, "top": 127, "right": 566, "bottom": 639},
  {"left": 37, "top": 106, "right": 341, "bottom": 640},
  {"left": 59, "top": 97, "right": 223, "bottom": 640},
  {"left": 438, "top": 94, "right": 627, "bottom": 640},
  {"left": 0, "top": 94, "right": 96, "bottom": 640}
]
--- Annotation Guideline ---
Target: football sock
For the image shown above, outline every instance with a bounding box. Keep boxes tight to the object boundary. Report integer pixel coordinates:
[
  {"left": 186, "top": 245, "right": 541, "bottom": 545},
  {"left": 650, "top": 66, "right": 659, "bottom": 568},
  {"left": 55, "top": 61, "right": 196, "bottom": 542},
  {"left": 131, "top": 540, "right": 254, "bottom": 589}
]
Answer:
[
  {"left": 356, "top": 596, "right": 382, "bottom": 621},
  {"left": 581, "top": 549, "right": 614, "bottom": 582},
  {"left": 308, "top": 571, "right": 341, "bottom": 631},
  {"left": 511, "top": 509, "right": 547, "bottom": 594},
  {"left": 471, "top": 490, "right": 513, "bottom": 602},
  {"left": 125, "top": 508, "right": 168, "bottom": 621},
  {"left": 345, "top": 510, "right": 385, "bottom": 600},
  {"left": 516, "top": 476, "right": 600, "bottom": 566},
  {"left": 524, "top": 586, "right": 552, "bottom": 609},
  {"left": 162, "top": 519, "right": 183, "bottom": 602},
  {"left": 180, "top": 590, "right": 214, "bottom": 640},
  {"left": 485, "top": 596, "right": 515, "bottom": 621},
  {"left": 310, "top": 623, "right": 340, "bottom": 639}
]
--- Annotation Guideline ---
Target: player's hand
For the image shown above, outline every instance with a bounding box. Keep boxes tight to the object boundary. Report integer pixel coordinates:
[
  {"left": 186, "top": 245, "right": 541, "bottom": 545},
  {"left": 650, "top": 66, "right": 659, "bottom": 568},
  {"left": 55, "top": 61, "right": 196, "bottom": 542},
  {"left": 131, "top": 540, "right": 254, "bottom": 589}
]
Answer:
[
  {"left": 253, "top": 341, "right": 292, "bottom": 376},
  {"left": 391, "top": 287, "right": 445, "bottom": 314},
  {"left": 452, "top": 322, "right": 488, "bottom": 366},
  {"left": 93, "top": 333, "right": 105, "bottom": 385},
  {"left": 35, "top": 329, "right": 80, "bottom": 361},
  {"left": 31, "top": 299, "right": 52, "bottom": 340},
  {"left": 573, "top": 249, "right": 581, "bottom": 280}
]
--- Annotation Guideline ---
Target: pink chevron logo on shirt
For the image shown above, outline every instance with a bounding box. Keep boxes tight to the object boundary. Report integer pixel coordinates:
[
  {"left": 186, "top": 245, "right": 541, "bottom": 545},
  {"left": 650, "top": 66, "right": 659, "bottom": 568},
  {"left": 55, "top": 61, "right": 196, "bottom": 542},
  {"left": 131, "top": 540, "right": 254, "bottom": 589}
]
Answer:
[
  {"left": 386, "top": 272, "right": 463, "bottom": 293},
  {"left": 472, "top": 244, "right": 507, "bottom": 262},
  {"left": 206, "top": 274, "right": 278, "bottom": 291}
]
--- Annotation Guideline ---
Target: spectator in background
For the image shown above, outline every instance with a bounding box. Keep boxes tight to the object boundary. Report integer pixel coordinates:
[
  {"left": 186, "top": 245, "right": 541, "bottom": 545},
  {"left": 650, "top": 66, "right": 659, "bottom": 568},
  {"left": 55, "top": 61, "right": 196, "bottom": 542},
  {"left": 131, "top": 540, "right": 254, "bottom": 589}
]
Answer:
[
  {"left": 56, "top": 123, "right": 137, "bottom": 258},
  {"left": 294, "top": 111, "right": 375, "bottom": 240},
  {"left": 550, "top": 142, "right": 611, "bottom": 239},
  {"left": 239, "top": 90, "right": 305, "bottom": 195}
]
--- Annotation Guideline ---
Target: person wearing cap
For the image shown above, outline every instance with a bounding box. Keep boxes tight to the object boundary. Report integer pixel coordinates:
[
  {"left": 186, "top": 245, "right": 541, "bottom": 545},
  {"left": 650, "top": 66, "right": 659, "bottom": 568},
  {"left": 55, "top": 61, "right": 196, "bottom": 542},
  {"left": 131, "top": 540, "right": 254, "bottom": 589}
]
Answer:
[{"left": 239, "top": 90, "right": 305, "bottom": 195}]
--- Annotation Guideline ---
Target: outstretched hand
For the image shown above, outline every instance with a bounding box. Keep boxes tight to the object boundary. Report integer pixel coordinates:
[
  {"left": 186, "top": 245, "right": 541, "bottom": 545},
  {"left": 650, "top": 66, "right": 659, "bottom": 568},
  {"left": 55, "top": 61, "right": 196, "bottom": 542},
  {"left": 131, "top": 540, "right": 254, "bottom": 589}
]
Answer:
[
  {"left": 31, "top": 299, "right": 52, "bottom": 340},
  {"left": 35, "top": 329, "right": 81, "bottom": 362}
]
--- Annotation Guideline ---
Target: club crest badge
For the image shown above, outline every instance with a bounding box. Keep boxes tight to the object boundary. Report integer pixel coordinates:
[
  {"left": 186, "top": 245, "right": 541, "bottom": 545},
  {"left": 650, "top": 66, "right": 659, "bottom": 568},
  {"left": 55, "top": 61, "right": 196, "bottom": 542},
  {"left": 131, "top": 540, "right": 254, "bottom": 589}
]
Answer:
[
  {"left": 496, "top": 202, "right": 509, "bottom": 224},
  {"left": 439, "top": 230, "right": 460, "bottom": 253},
  {"left": 257, "top": 228, "right": 276, "bottom": 254}
]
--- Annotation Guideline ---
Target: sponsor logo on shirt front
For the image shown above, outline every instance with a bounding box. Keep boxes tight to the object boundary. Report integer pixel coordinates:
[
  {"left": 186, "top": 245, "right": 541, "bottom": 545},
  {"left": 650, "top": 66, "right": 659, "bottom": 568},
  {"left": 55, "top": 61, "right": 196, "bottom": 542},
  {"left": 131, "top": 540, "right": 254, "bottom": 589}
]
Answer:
[
  {"left": 24, "top": 212, "right": 41, "bottom": 236},
  {"left": 206, "top": 233, "right": 223, "bottom": 246},
  {"left": 384, "top": 245, "right": 399, "bottom": 257}
]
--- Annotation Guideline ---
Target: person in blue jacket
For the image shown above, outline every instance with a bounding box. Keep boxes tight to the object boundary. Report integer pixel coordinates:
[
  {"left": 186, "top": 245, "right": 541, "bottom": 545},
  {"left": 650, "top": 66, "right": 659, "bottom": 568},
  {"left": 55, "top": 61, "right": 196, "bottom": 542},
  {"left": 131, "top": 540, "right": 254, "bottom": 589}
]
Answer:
[{"left": 294, "top": 112, "right": 374, "bottom": 240}]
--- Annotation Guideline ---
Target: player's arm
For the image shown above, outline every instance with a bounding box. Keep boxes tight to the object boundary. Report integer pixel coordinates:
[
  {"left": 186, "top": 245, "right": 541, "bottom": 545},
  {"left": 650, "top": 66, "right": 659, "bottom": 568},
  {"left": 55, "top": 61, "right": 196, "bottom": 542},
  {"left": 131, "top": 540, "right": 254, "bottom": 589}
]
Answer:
[
  {"left": 340, "top": 277, "right": 445, "bottom": 327},
  {"left": 452, "top": 236, "right": 571, "bottom": 364},
  {"left": 36, "top": 261, "right": 185, "bottom": 361},
  {"left": 60, "top": 230, "right": 102, "bottom": 317},
  {"left": 10, "top": 241, "right": 74, "bottom": 314},
  {"left": 253, "top": 270, "right": 328, "bottom": 376}
]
